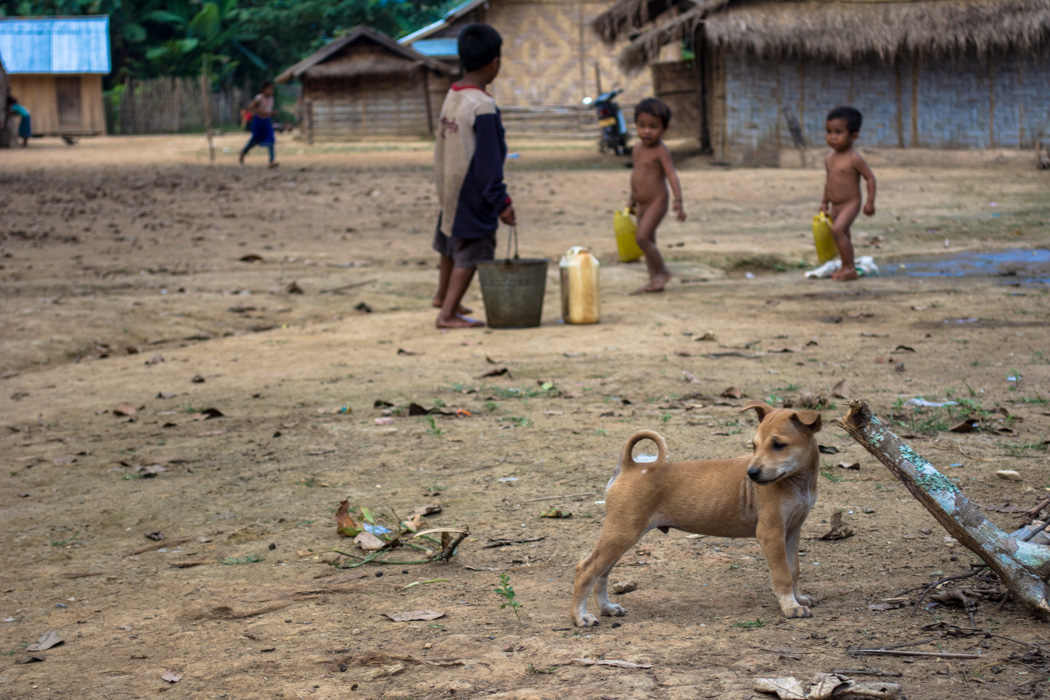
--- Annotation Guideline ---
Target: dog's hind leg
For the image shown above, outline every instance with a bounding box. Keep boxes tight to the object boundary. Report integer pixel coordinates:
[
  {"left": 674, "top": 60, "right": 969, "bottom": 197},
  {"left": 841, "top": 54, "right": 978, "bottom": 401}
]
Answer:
[{"left": 572, "top": 531, "right": 641, "bottom": 627}]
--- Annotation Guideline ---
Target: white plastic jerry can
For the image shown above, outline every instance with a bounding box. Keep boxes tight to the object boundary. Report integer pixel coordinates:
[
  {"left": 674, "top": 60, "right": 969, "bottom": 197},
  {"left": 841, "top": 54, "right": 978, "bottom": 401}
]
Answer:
[{"left": 559, "top": 246, "right": 601, "bottom": 324}]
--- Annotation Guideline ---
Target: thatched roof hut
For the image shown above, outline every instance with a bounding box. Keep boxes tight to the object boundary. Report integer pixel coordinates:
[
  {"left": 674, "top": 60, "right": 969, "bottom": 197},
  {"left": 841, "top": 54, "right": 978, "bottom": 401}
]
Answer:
[
  {"left": 277, "top": 25, "right": 451, "bottom": 83},
  {"left": 276, "top": 26, "right": 453, "bottom": 140},
  {"left": 598, "top": 0, "right": 1050, "bottom": 71},
  {"left": 591, "top": 0, "right": 1050, "bottom": 164}
]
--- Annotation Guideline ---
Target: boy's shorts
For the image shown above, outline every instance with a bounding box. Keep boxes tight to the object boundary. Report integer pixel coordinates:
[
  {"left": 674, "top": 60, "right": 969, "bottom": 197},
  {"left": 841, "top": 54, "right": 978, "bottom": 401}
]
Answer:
[{"left": 432, "top": 227, "right": 496, "bottom": 270}]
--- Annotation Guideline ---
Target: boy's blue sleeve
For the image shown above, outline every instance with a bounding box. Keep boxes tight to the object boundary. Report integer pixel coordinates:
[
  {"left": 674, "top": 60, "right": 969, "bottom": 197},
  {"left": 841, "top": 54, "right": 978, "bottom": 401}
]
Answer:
[{"left": 471, "top": 112, "right": 510, "bottom": 214}]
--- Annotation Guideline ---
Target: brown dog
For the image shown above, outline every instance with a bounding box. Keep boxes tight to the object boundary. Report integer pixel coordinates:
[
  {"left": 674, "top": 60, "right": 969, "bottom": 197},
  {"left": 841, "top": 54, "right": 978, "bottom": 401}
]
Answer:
[{"left": 572, "top": 402, "right": 822, "bottom": 627}]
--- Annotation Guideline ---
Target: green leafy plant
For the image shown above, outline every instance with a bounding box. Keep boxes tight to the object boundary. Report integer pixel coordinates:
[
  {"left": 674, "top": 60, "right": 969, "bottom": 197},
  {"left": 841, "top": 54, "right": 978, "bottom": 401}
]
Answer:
[
  {"left": 734, "top": 618, "right": 768, "bottom": 630},
  {"left": 424, "top": 414, "right": 443, "bottom": 437},
  {"left": 494, "top": 572, "right": 523, "bottom": 624}
]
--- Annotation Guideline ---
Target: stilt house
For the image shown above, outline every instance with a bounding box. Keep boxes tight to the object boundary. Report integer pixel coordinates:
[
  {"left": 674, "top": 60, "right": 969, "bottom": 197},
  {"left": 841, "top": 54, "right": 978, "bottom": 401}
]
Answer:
[
  {"left": 594, "top": 0, "right": 1050, "bottom": 164},
  {"left": 0, "top": 16, "right": 110, "bottom": 139}
]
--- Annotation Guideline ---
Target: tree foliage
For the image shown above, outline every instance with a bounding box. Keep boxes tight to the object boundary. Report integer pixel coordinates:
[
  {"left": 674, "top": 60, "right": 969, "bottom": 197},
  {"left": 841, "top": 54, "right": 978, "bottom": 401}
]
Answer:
[{"left": 0, "top": 0, "right": 456, "bottom": 85}]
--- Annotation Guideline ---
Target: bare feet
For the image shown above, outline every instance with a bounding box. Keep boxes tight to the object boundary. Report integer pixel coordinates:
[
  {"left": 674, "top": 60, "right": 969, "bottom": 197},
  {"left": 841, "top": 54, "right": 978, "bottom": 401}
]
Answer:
[
  {"left": 831, "top": 268, "right": 859, "bottom": 281},
  {"left": 269, "top": 161, "right": 280, "bottom": 169},
  {"left": 630, "top": 271, "right": 672, "bottom": 295},
  {"left": 238, "top": 152, "right": 245, "bottom": 165},
  {"left": 433, "top": 299, "right": 473, "bottom": 315},
  {"left": 436, "top": 314, "right": 485, "bottom": 329}
]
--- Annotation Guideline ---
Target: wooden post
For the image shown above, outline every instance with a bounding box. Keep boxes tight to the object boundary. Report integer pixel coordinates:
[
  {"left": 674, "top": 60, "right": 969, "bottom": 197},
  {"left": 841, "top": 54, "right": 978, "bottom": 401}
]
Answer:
[
  {"left": 593, "top": 61, "right": 602, "bottom": 96},
  {"left": 201, "top": 56, "right": 214, "bottom": 162},
  {"left": 304, "top": 97, "right": 314, "bottom": 146},
  {"left": 910, "top": 53, "right": 920, "bottom": 147},
  {"left": 837, "top": 401, "right": 1050, "bottom": 619},
  {"left": 123, "top": 74, "right": 134, "bottom": 135},
  {"left": 421, "top": 68, "right": 434, "bottom": 139}
]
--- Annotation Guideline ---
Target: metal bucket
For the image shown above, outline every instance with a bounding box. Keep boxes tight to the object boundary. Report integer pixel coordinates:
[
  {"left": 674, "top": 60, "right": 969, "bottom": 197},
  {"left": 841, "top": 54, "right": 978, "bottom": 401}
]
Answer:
[{"left": 476, "top": 228, "right": 547, "bottom": 329}]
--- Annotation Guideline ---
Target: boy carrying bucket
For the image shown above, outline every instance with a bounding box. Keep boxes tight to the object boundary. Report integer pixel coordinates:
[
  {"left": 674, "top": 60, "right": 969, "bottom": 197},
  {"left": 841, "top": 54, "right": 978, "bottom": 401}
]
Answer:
[{"left": 431, "top": 23, "right": 516, "bottom": 329}]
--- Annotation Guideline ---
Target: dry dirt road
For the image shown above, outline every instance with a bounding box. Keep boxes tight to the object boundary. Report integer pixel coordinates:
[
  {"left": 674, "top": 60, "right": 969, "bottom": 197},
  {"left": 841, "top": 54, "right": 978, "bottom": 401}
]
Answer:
[{"left": 1, "top": 134, "right": 1049, "bottom": 700}]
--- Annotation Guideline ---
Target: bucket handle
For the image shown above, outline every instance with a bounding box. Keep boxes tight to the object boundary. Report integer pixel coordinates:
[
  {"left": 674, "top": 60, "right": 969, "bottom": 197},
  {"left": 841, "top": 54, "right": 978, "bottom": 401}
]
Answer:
[{"left": 503, "top": 226, "right": 520, "bottom": 261}]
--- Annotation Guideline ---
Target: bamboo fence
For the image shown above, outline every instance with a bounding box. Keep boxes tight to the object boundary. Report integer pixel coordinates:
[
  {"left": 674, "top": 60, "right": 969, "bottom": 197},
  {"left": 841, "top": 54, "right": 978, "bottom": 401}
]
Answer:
[{"left": 106, "top": 76, "right": 250, "bottom": 134}]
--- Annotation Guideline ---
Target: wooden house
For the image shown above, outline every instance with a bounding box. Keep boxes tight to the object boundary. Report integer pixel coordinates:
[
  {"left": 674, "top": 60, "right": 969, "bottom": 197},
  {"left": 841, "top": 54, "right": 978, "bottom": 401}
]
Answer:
[
  {"left": 0, "top": 16, "right": 110, "bottom": 139},
  {"left": 399, "top": 0, "right": 660, "bottom": 136},
  {"left": 594, "top": 0, "right": 1050, "bottom": 164},
  {"left": 0, "top": 50, "right": 9, "bottom": 146},
  {"left": 275, "top": 26, "right": 453, "bottom": 140}
]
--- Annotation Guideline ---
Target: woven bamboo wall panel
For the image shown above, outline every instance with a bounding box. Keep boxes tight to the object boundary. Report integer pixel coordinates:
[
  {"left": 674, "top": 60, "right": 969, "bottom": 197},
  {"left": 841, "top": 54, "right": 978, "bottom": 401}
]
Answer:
[
  {"left": 482, "top": 1, "right": 653, "bottom": 110},
  {"left": 715, "top": 50, "right": 1050, "bottom": 164}
]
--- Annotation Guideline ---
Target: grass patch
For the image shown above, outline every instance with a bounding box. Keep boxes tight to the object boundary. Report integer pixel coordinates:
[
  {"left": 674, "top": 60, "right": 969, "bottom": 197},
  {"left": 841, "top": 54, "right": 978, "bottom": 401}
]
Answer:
[
  {"left": 734, "top": 618, "right": 768, "bottom": 630},
  {"left": 220, "top": 554, "right": 265, "bottom": 565}
]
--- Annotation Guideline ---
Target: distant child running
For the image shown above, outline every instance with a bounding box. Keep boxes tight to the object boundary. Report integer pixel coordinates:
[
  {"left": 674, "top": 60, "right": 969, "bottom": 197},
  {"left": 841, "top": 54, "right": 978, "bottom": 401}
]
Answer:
[
  {"left": 628, "top": 98, "right": 685, "bottom": 294},
  {"left": 240, "top": 81, "right": 279, "bottom": 168},
  {"left": 431, "top": 23, "right": 516, "bottom": 329},
  {"left": 821, "top": 106, "right": 876, "bottom": 281}
]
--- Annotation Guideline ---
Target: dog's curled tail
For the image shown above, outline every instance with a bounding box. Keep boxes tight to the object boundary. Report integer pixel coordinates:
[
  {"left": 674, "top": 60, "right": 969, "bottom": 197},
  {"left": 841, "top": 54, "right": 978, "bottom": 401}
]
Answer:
[{"left": 619, "top": 429, "right": 669, "bottom": 470}]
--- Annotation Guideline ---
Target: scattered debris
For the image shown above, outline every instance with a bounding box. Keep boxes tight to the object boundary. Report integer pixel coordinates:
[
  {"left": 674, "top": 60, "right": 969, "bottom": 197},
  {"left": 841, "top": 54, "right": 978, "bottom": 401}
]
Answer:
[
  {"left": 482, "top": 536, "right": 544, "bottom": 549},
  {"left": 385, "top": 610, "right": 445, "bottom": 622},
  {"left": 161, "top": 670, "right": 182, "bottom": 683},
  {"left": 721, "top": 386, "right": 744, "bottom": 399},
  {"left": 573, "top": 658, "right": 652, "bottom": 670},
  {"left": 612, "top": 580, "right": 638, "bottom": 594},
  {"left": 755, "top": 672, "right": 901, "bottom": 700},
  {"left": 819, "top": 511, "right": 855, "bottom": 540},
  {"left": 539, "top": 506, "right": 571, "bottom": 519},
  {"left": 997, "top": 470, "right": 1022, "bottom": 481},
  {"left": 26, "top": 630, "right": 64, "bottom": 652}
]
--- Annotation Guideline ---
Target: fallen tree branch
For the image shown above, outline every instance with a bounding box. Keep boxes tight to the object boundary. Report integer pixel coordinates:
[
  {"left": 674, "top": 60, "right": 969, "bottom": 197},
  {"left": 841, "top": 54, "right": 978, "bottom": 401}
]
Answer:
[{"left": 837, "top": 401, "right": 1050, "bottom": 619}]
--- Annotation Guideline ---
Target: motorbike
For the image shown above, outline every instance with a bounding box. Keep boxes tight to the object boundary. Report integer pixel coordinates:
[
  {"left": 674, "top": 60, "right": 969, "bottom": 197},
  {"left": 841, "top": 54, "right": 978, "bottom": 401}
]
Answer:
[{"left": 582, "top": 88, "right": 631, "bottom": 156}]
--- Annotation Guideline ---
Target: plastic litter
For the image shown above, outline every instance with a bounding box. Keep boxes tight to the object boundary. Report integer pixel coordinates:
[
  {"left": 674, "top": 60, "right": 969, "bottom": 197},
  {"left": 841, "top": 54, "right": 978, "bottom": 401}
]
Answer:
[
  {"left": 907, "top": 398, "right": 957, "bottom": 408},
  {"left": 804, "top": 256, "right": 879, "bottom": 279}
]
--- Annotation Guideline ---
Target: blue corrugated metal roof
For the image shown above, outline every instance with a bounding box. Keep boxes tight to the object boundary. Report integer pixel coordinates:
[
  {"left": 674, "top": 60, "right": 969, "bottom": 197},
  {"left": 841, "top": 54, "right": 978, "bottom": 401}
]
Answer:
[
  {"left": 0, "top": 17, "right": 111, "bottom": 74},
  {"left": 411, "top": 38, "right": 458, "bottom": 58}
]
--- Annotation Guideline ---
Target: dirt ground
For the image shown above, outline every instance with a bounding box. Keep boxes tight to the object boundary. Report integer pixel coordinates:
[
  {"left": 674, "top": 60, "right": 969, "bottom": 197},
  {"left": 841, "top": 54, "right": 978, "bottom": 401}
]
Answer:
[{"left": 1, "top": 133, "right": 1049, "bottom": 700}]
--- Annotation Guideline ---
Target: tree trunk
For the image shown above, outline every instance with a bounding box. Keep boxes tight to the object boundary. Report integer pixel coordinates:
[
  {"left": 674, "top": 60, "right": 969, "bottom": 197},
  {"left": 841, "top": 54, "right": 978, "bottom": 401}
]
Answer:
[{"left": 837, "top": 400, "right": 1050, "bottom": 618}]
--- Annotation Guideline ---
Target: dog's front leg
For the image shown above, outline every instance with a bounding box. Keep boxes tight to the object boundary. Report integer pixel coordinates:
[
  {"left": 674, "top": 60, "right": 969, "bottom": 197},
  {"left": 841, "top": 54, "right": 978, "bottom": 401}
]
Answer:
[
  {"left": 785, "top": 526, "right": 815, "bottom": 608},
  {"left": 756, "top": 523, "right": 812, "bottom": 618}
]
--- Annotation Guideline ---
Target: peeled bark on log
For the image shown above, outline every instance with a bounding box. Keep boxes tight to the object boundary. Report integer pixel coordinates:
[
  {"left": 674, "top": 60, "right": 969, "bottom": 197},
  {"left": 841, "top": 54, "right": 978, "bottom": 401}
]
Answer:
[{"left": 836, "top": 400, "right": 1050, "bottom": 619}]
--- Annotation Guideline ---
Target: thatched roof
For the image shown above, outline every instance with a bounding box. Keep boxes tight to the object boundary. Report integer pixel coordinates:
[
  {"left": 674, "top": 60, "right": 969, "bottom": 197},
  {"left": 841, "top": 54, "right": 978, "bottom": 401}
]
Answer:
[
  {"left": 591, "top": 0, "right": 696, "bottom": 44},
  {"left": 276, "top": 25, "right": 450, "bottom": 84},
  {"left": 600, "top": 0, "right": 1050, "bottom": 72},
  {"left": 619, "top": 0, "right": 726, "bottom": 70}
]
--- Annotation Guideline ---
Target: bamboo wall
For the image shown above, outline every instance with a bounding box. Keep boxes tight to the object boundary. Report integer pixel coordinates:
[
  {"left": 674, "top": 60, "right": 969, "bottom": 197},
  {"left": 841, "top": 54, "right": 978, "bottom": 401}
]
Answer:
[
  {"left": 708, "top": 49, "right": 1050, "bottom": 165},
  {"left": 8, "top": 74, "right": 105, "bottom": 136},
  {"left": 416, "top": 0, "right": 654, "bottom": 118},
  {"left": 304, "top": 69, "right": 450, "bottom": 140},
  {"left": 106, "top": 77, "right": 249, "bottom": 135},
  {"left": 650, "top": 61, "right": 701, "bottom": 140}
]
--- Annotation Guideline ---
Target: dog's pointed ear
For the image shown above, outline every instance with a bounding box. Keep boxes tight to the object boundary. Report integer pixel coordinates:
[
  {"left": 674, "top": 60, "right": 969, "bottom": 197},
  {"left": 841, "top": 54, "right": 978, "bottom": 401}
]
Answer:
[
  {"left": 739, "top": 401, "right": 775, "bottom": 422},
  {"left": 792, "top": 410, "right": 823, "bottom": 433}
]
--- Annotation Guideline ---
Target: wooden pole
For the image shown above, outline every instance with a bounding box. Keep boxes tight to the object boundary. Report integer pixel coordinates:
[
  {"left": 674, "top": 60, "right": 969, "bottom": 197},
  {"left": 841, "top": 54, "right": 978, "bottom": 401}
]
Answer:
[
  {"left": 201, "top": 56, "right": 214, "bottom": 162},
  {"left": 421, "top": 67, "right": 434, "bottom": 139},
  {"left": 837, "top": 401, "right": 1050, "bottom": 619},
  {"left": 305, "top": 97, "right": 314, "bottom": 146},
  {"left": 593, "top": 61, "right": 602, "bottom": 96}
]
